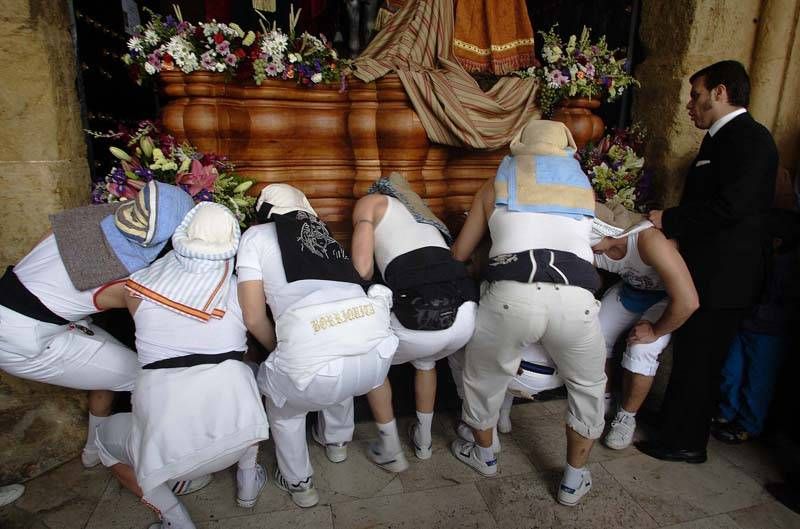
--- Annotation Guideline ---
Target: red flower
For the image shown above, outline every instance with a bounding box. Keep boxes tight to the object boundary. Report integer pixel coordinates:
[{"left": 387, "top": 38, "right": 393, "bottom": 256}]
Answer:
[
  {"left": 234, "top": 48, "right": 246, "bottom": 59},
  {"left": 162, "top": 53, "right": 174, "bottom": 69},
  {"left": 213, "top": 32, "right": 225, "bottom": 44},
  {"left": 176, "top": 159, "right": 219, "bottom": 196}
]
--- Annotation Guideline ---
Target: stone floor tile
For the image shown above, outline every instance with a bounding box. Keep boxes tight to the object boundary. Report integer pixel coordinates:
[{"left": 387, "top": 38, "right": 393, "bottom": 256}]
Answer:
[
  {"left": 331, "top": 483, "right": 497, "bottom": 529},
  {"left": 475, "top": 463, "right": 658, "bottom": 529},
  {"left": 401, "top": 413, "right": 535, "bottom": 492},
  {"left": 708, "top": 438, "right": 783, "bottom": 485},
  {"left": 727, "top": 501, "right": 800, "bottom": 529},
  {"left": 0, "top": 505, "right": 50, "bottom": 529},
  {"left": 12, "top": 458, "right": 111, "bottom": 529},
  {"left": 658, "top": 513, "right": 744, "bottom": 528},
  {"left": 310, "top": 439, "right": 404, "bottom": 503},
  {"left": 601, "top": 453, "right": 768, "bottom": 525},
  {"left": 196, "top": 505, "right": 333, "bottom": 529},
  {"left": 508, "top": 411, "right": 640, "bottom": 471}
]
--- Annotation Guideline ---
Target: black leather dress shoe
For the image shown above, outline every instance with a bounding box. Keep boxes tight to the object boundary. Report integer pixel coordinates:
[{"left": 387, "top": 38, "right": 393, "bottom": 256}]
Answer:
[{"left": 634, "top": 440, "right": 707, "bottom": 464}]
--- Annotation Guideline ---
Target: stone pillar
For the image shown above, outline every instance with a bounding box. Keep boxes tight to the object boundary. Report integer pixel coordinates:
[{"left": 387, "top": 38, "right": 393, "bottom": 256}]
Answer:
[
  {"left": 0, "top": 0, "right": 91, "bottom": 483},
  {"left": 633, "top": 0, "right": 762, "bottom": 207}
]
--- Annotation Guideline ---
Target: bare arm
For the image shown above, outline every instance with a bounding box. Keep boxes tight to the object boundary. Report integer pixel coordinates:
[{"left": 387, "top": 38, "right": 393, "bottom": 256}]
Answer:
[
  {"left": 351, "top": 195, "right": 382, "bottom": 281},
  {"left": 238, "top": 280, "right": 276, "bottom": 351},
  {"left": 452, "top": 178, "right": 493, "bottom": 262},
  {"left": 629, "top": 228, "right": 699, "bottom": 344},
  {"left": 93, "top": 280, "right": 128, "bottom": 310}
]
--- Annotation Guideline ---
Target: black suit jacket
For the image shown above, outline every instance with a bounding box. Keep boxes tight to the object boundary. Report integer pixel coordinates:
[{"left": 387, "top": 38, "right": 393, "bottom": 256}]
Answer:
[{"left": 662, "top": 112, "right": 778, "bottom": 309}]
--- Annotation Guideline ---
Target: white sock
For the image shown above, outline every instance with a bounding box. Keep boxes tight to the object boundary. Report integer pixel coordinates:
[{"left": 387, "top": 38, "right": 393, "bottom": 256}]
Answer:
[
  {"left": 476, "top": 444, "right": 495, "bottom": 463},
  {"left": 85, "top": 413, "right": 107, "bottom": 451},
  {"left": 238, "top": 445, "right": 258, "bottom": 470},
  {"left": 618, "top": 407, "right": 636, "bottom": 418},
  {"left": 415, "top": 411, "right": 433, "bottom": 446},
  {"left": 376, "top": 419, "right": 401, "bottom": 454},
  {"left": 142, "top": 484, "right": 180, "bottom": 516},
  {"left": 562, "top": 463, "right": 586, "bottom": 489}
]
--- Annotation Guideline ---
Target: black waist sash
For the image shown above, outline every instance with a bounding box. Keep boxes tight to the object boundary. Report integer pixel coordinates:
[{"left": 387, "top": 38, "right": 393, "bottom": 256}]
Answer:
[
  {"left": 383, "top": 247, "right": 478, "bottom": 331},
  {"left": 485, "top": 249, "right": 601, "bottom": 293},
  {"left": 0, "top": 266, "right": 70, "bottom": 325},
  {"left": 142, "top": 351, "right": 245, "bottom": 370}
]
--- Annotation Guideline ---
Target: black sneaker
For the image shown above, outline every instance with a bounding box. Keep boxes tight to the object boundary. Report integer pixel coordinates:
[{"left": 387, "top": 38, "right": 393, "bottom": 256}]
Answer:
[{"left": 711, "top": 421, "right": 754, "bottom": 444}]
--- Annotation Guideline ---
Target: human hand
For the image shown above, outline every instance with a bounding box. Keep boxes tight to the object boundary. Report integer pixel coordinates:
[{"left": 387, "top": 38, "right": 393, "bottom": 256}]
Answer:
[
  {"left": 648, "top": 210, "right": 664, "bottom": 229},
  {"left": 627, "top": 321, "right": 658, "bottom": 344}
]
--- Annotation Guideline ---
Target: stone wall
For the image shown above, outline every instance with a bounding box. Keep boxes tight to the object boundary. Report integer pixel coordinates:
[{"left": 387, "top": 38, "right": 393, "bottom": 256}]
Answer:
[
  {"left": 0, "top": 0, "right": 91, "bottom": 484},
  {"left": 634, "top": 0, "right": 800, "bottom": 207}
]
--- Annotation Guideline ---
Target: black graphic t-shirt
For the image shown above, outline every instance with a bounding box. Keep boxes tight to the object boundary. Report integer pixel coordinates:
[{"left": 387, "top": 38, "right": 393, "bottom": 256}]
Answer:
[{"left": 261, "top": 208, "right": 361, "bottom": 285}]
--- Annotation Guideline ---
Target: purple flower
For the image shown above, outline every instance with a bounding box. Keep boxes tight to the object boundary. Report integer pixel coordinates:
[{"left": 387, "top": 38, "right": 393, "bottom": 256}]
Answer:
[
  {"left": 147, "top": 53, "right": 161, "bottom": 67},
  {"left": 194, "top": 188, "right": 214, "bottom": 202},
  {"left": 265, "top": 62, "right": 278, "bottom": 76},
  {"left": 110, "top": 167, "right": 127, "bottom": 185},
  {"left": 224, "top": 54, "right": 238, "bottom": 66},
  {"left": 200, "top": 51, "right": 217, "bottom": 70},
  {"left": 216, "top": 40, "right": 230, "bottom": 54},
  {"left": 134, "top": 166, "right": 154, "bottom": 181},
  {"left": 165, "top": 15, "right": 177, "bottom": 28}
]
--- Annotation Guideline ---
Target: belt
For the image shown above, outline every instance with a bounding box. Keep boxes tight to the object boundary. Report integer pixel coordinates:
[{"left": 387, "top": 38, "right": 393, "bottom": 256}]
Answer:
[
  {"left": 0, "top": 266, "right": 70, "bottom": 325},
  {"left": 518, "top": 360, "right": 556, "bottom": 376},
  {"left": 142, "top": 351, "right": 245, "bottom": 370},
  {"left": 485, "top": 248, "right": 600, "bottom": 293}
]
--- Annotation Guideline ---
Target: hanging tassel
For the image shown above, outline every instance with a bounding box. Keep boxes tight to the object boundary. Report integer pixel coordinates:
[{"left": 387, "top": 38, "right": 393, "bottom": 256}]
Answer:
[{"left": 252, "top": 0, "right": 276, "bottom": 13}]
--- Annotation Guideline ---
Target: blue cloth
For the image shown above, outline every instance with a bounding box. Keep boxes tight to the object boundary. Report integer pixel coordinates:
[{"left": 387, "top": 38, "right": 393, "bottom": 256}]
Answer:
[
  {"left": 618, "top": 283, "right": 667, "bottom": 313},
  {"left": 718, "top": 330, "right": 785, "bottom": 435},
  {"left": 494, "top": 154, "right": 594, "bottom": 219}
]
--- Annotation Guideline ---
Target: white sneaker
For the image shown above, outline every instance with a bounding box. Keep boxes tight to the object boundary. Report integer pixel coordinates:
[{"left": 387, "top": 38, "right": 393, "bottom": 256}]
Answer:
[
  {"left": 557, "top": 469, "right": 592, "bottom": 506},
  {"left": 0, "top": 484, "right": 24, "bottom": 507},
  {"left": 81, "top": 448, "right": 100, "bottom": 468},
  {"left": 456, "top": 422, "right": 501, "bottom": 454},
  {"left": 273, "top": 468, "right": 319, "bottom": 508},
  {"left": 408, "top": 421, "right": 432, "bottom": 460},
  {"left": 168, "top": 474, "right": 213, "bottom": 496},
  {"left": 236, "top": 464, "right": 266, "bottom": 508},
  {"left": 367, "top": 440, "right": 409, "bottom": 473},
  {"left": 497, "top": 408, "right": 513, "bottom": 434},
  {"left": 604, "top": 411, "right": 636, "bottom": 450},
  {"left": 311, "top": 424, "right": 348, "bottom": 463},
  {"left": 451, "top": 438, "right": 497, "bottom": 477}
]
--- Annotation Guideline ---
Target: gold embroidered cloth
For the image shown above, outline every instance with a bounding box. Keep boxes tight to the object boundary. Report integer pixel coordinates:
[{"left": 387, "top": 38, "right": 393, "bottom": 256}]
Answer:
[{"left": 452, "top": 0, "right": 535, "bottom": 75}]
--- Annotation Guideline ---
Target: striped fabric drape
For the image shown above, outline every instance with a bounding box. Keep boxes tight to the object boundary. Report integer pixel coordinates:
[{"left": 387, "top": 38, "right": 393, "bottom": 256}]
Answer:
[{"left": 352, "top": 0, "right": 540, "bottom": 149}]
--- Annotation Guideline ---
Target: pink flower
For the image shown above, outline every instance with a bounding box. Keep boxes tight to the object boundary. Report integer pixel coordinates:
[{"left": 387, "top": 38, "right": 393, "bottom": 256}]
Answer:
[{"left": 176, "top": 159, "right": 218, "bottom": 196}]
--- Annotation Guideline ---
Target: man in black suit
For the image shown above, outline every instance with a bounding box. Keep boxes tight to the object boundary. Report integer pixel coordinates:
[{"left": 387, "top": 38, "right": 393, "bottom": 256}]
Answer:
[{"left": 642, "top": 60, "right": 778, "bottom": 462}]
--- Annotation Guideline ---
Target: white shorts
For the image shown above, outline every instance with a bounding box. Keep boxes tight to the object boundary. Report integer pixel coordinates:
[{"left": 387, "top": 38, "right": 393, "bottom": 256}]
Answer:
[
  {"left": 0, "top": 304, "right": 138, "bottom": 391},
  {"left": 598, "top": 282, "right": 671, "bottom": 377},
  {"left": 391, "top": 301, "right": 477, "bottom": 370}
]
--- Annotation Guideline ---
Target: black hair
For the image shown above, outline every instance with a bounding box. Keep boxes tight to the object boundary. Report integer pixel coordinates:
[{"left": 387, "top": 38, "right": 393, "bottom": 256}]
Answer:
[{"left": 690, "top": 60, "right": 750, "bottom": 107}]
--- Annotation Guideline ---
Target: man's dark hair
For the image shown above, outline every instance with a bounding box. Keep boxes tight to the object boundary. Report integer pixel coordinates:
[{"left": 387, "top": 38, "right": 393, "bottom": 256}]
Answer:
[{"left": 690, "top": 60, "right": 750, "bottom": 107}]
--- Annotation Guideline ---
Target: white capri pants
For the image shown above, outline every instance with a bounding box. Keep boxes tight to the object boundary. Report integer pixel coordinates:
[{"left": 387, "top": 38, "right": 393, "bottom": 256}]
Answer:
[
  {"left": 598, "top": 282, "right": 671, "bottom": 377},
  {"left": 462, "top": 281, "right": 607, "bottom": 439},
  {"left": 391, "top": 301, "right": 477, "bottom": 371},
  {"left": 0, "top": 304, "right": 139, "bottom": 391},
  {"left": 260, "top": 350, "right": 392, "bottom": 484}
]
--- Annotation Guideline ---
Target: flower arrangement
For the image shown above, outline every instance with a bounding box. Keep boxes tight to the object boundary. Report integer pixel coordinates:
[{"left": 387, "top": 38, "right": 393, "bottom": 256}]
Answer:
[
  {"left": 576, "top": 124, "right": 652, "bottom": 212},
  {"left": 123, "top": 6, "right": 348, "bottom": 89},
  {"left": 90, "top": 121, "right": 256, "bottom": 226},
  {"left": 517, "top": 25, "right": 639, "bottom": 117}
]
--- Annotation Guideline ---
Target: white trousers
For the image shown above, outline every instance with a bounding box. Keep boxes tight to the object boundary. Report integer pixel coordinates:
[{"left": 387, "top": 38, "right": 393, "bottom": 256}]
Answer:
[
  {"left": 0, "top": 304, "right": 138, "bottom": 391},
  {"left": 261, "top": 350, "right": 391, "bottom": 483},
  {"left": 391, "top": 301, "right": 477, "bottom": 371},
  {"left": 598, "top": 282, "right": 671, "bottom": 377},
  {"left": 96, "top": 413, "right": 257, "bottom": 521},
  {"left": 462, "top": 281, "right": 606, "bottom": 439}
]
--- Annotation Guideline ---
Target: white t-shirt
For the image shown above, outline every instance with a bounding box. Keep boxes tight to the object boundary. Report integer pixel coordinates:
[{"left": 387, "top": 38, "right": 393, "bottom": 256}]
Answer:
[
  {"left": 236, "top": 223, "right": 360, "bottom": 319},
  {"left": 14, "top": 234, "right": 101, "bottom": 321},
  {"left": 373, "top": 196, "right": 448, "bottom": 276},
  {"left": 133, "top": 277, "right": 248, "bottom": 366},
  {"left": 488, "top": 206, "right": 593, "bottom": 263}
]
